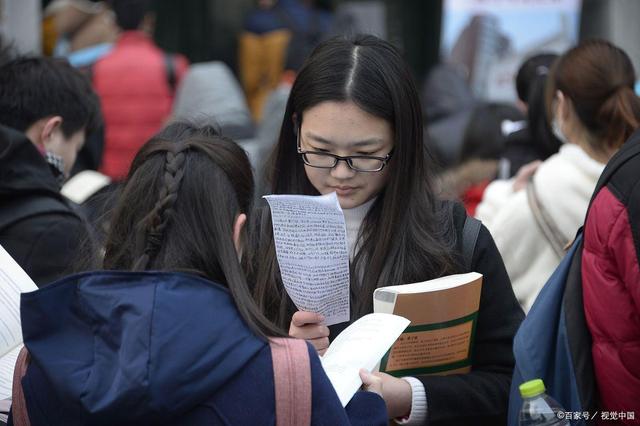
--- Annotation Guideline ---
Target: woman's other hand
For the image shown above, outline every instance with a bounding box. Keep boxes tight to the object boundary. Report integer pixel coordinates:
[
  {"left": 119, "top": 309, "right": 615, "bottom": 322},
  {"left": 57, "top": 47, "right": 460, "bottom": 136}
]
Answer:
[
  {"left": 360, "top": 369, "right": 383, "bottom": 396},
  {"left": 372, "top": 372, "right": 412, "bottom": 419},
  {"left": 289, "top": 311, "right": 330, "bottom": 355},
  {"left": 513, "top": 160, "right": 542, "bottom": 192}
]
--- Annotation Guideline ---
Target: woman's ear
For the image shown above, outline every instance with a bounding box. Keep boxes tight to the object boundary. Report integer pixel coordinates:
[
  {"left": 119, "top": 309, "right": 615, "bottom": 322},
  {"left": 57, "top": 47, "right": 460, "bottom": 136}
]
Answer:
[
  {"left": 233, "top": 213, "right": 247, "bottom": 255},
  {"left": 555, "top": 90, "right": 570, "bottom": 120}
]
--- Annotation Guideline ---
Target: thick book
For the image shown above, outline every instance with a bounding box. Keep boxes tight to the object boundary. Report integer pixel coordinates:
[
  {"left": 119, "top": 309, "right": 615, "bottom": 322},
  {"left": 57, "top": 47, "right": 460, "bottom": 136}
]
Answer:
[{"left": 373, "top": 272, "right": 483, "bottom": 377}]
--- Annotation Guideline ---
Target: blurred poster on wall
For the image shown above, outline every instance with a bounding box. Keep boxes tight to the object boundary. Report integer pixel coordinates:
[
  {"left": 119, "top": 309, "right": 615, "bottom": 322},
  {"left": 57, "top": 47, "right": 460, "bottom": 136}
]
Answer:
[{"left": 441, "top": 0, "right": 581, "bottom": 102}]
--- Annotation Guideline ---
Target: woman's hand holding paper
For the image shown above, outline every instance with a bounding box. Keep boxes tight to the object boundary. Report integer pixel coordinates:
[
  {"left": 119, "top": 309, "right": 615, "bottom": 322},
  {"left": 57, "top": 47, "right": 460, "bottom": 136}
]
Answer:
[{"left": 289, "top": 310, "right": 330, "bottom": 355}]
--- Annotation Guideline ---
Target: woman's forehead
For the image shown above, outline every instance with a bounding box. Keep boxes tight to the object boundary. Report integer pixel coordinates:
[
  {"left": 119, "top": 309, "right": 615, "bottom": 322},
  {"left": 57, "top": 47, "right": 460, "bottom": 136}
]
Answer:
[{"left": 301, "top": 101, "right": 393, "bottom": 147}]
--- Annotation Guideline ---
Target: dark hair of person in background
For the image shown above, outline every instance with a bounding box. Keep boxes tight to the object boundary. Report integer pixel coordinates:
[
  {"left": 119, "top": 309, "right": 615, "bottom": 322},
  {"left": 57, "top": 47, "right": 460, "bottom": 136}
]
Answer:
[
  {"left": 110, "top": 0, "right": 152, "bottom": 30},
  {"left": 500, "top": 53, "right": 561, "bottom": 177},
  {"left": 525, "top": 69, "right": 562, "bottom": 160},
  {"left": 251, "top": 34, "right": 459, "bottom": 326},
  {"left": 0, "top": 57, "right": 101, "bottom": 138},
  {"left": 547, "top": 39, "right": 640, "bottom": 156},
  {"left": 459, "top": 103, "right": 523, "bottom": 164},
  {"left": 101, "top": 122, "right": 283, "bottom": 338},
  {"left": 515, "top": 53, "right": 558, "bottom": 105}
]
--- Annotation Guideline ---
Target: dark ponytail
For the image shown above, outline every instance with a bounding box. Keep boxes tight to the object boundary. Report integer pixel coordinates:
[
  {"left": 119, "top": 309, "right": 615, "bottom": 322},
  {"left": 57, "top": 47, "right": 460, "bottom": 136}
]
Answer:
[{"left": 596, "top": 85, "right": 640, "bottom": 151}]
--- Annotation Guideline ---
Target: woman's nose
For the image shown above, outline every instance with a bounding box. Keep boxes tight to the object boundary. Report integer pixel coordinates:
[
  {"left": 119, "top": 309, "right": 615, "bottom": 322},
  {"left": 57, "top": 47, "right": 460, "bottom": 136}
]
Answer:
[{"left": 330, "top": 159, "right": 357, "bottom": 179}]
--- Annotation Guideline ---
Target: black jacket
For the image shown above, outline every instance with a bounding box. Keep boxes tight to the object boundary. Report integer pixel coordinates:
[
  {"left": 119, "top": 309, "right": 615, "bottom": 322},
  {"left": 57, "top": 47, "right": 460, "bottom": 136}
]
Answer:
[
  {"left": 0, "top": 125, "right": 88, "bottom": 287},
  {"left": 332, "top": 204, "right": 524, "bottom": 426},
  {"left": 251, "top": 201, "right": 524, "bottom": 425},
  {"left": 417, "top": 203, "right": 524, "bottom": 426}
]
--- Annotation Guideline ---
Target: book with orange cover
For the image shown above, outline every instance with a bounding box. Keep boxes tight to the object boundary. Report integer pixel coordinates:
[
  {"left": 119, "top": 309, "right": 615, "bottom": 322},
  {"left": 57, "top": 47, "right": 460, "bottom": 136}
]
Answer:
[{"left": 373, "top": 272, "right": 483, "bottom": 377}]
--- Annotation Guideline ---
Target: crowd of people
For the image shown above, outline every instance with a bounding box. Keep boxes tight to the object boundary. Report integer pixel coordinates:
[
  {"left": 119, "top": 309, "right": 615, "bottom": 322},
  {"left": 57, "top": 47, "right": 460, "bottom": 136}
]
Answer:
[{"left": 0, "top": 0, "right": 639, "bottom": 425}]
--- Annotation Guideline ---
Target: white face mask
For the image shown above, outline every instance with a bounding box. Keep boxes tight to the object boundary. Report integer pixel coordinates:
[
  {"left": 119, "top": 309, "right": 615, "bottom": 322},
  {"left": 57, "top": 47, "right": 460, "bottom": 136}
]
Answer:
[{"left": 551, "top": 116, "right": 569, "bottom": 145}]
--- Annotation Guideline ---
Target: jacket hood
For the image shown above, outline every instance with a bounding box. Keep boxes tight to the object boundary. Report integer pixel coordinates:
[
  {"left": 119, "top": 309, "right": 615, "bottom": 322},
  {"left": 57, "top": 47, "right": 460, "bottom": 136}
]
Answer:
[
  {"left": 0, "top": 124, "right": 61, "bottom": 196},
  {"left": 20, "top": 271, "right": 266, "bottom": 423}
]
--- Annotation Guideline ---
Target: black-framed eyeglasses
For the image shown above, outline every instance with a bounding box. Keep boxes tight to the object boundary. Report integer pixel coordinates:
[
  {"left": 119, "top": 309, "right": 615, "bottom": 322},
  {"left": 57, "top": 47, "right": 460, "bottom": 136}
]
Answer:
[{"left": 296, "top": 127, "right": 393, "bottom": 172}]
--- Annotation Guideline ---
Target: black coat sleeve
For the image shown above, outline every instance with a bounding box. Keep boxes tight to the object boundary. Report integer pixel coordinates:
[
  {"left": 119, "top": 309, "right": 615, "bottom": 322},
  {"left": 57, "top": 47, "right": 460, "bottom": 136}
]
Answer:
[{"left": 416, "top": 224, "right": 525, "bottom": 426}]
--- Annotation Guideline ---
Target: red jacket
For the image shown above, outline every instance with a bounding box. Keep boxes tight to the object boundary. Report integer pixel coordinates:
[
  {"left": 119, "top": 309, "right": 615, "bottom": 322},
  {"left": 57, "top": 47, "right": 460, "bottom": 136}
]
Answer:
[
  {"left": 582, "top": 133, "right": 640, "bottom": 425},
  {"left": 94, "top": 31, "right": 188, "bottom": 179}
]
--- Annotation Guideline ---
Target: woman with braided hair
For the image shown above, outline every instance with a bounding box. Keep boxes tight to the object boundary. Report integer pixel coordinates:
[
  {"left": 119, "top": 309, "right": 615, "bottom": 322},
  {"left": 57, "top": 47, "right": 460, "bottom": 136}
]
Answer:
[{"left": 10, "top": 122, "right": 387, "bottom": 425}]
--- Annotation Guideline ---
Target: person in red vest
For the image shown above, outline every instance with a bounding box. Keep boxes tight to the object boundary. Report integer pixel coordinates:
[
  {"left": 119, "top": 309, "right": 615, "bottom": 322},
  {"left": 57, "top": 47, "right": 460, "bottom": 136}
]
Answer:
[{"left": 94, "top": 0, "right": 188, "bottom": 180}]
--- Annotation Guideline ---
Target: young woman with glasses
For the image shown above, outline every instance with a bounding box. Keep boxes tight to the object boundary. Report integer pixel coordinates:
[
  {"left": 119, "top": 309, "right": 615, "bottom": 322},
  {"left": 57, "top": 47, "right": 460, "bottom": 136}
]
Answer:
[{"left": 250, "top": 34, "right": 524, "bottom": 425}]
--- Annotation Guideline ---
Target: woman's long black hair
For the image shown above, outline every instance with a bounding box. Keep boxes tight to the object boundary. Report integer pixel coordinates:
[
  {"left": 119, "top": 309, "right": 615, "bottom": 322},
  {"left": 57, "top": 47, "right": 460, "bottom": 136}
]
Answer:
[
  {"left": 103, "top": 122, "right": 284, "bottom": 339},
  {"left": 251, "top": 34, "right": 460, "bottom": 328}
]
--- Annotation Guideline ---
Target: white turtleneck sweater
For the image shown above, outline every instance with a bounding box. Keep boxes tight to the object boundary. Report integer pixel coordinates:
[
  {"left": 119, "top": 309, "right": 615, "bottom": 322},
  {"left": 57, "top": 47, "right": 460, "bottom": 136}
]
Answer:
[
  {"left": 341, "top": 196, "right": 427, "bottom": 425},
  {"left": 342, "top": 196, "right": 376, "bottom": 259}
]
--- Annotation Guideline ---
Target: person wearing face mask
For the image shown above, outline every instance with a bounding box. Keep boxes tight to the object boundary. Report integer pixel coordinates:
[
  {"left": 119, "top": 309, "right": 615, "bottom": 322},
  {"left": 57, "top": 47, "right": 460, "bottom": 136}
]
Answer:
[
  {"left": 0, "top": 56, "right": 101, "bottom": 287},
  {"left": 476, "top": 40, "right": 640, "bottom": 313}
]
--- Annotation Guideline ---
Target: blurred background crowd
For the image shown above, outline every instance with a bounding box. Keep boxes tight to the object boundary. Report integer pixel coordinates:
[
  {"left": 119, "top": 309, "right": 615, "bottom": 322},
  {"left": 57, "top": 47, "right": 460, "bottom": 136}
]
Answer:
[
  {"left": 2, "top": 0, "right": 639, "bottom": 181},
  {"left": 1, "top": 1, "right": 640, "bottom": 423}
]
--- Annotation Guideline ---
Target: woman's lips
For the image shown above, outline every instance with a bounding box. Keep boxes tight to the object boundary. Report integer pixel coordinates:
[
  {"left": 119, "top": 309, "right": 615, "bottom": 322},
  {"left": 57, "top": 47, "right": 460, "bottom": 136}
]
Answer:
[{"left": 332, "top": 186, "right": 357, "bottom": 196}]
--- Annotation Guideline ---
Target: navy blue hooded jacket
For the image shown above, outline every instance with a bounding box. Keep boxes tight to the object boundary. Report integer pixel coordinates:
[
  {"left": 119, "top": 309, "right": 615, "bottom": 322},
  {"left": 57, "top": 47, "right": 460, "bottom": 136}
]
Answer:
[{"left": 10, "top": 271, "right": 386, "bottom": 425}]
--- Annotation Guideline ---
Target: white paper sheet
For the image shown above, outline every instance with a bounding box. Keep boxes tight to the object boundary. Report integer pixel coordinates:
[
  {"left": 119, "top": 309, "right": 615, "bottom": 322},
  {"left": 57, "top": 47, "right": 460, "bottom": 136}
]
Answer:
[
  {"left": 0, "top": 244, "right": 38, "bottom": 400},
  {"left": 0, "top": 346, "right": 22, "bottom": 400},
  {"left": 321, "top": 313, "right": 410, "bottom": 406},
  {"left": 264, "top": 193, "right": 350, "bottom": 325}
]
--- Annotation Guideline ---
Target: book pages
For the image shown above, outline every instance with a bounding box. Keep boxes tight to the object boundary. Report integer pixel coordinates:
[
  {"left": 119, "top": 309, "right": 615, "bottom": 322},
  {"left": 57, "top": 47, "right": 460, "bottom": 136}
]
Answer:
[
  {"left": 0, "top": 346, "right": 21, "bottom": 400},
  {"left": 0, "top": 244, "right": 38, "bottom": 399},
  {"left": 321, "top": 313, "right": 410, "bottom": 406},
  {"left": 264, "top": 193, "right": 350, "bottom": 325}
]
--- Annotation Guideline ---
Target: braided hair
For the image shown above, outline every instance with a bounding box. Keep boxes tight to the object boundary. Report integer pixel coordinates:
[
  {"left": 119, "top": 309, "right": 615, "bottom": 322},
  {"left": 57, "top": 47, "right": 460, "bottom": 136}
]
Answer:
[
  {"left": 103, "top": 122, "right": 284, "bottom": 339},
  {"left": 132, "top": 146, "right": 188, "bottom": 271}
]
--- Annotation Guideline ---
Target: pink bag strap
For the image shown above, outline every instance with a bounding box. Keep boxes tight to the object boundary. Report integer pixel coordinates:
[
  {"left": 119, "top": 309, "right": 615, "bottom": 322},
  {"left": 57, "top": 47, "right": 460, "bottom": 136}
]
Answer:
[
  {"left": 269, "top": 337, "right": 312, "bottom": 426},
  {"left": 11, "top": 347, "right": 31, "bottom": 426}
]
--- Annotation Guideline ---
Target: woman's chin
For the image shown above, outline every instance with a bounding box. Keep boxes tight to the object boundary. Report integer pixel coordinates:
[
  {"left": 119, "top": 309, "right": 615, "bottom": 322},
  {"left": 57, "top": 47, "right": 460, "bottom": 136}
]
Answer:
[{"left": 336, "top": 194, "right": 361, "bottom": 210}]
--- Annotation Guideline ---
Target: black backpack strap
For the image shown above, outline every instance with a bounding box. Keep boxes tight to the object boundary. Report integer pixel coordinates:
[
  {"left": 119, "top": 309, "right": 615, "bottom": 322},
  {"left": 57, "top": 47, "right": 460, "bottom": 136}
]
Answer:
[
  {"left": 562, "top": 232, "right": 599, "bottom": 415},
  {"left": 0, "top": 196, "right": 77, "bottom": 233},
  {"left": 164, "top": 53, "right": 177, "bottom": 95},
  {"left": 588, "top": 133, "right": 640, "bottom": 209},
  {"left": 462, "top": 215, "right": 482, "bottom": 271}
]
